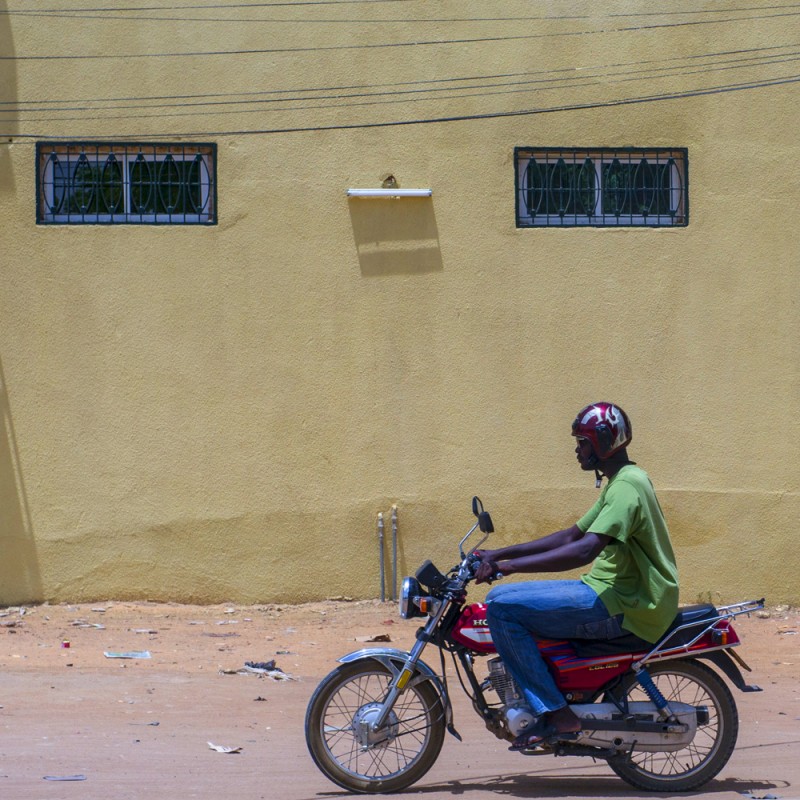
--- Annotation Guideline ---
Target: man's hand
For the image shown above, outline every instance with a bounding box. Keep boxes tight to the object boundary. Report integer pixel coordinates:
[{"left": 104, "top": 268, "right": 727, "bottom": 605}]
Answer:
[
  {"left": 473, "top": 550, "right": 502, "bottom": 584},
  {"left": 474, "top": 560, "right": 500, "bottom": 584}
]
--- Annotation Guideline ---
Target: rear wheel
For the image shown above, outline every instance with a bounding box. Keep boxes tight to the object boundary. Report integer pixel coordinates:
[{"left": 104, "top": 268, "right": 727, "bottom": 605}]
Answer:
[
  {"left": 305, "top": 661, "right": 446, "bottom": 794},
  {"left": 608, "top": 659, "right": 738, "bottom": 792}
]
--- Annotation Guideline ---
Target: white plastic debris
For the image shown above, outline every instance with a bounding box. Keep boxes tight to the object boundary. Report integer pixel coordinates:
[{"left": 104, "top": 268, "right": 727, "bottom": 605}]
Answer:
[
  {"left": 208, "top": 742, "right": 242, "bottom": 754},
  {"left": 104, "top": 651, "right": 151, "bottom": 659}
]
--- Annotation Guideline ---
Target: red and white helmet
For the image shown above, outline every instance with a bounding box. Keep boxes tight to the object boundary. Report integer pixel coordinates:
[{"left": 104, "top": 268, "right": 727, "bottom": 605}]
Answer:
[{"left": 572, "top": 402, "right": 632, "bottom": 460}]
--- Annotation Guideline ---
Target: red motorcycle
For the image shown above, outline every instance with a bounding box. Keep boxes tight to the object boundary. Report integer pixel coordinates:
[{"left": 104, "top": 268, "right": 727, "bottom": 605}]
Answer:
[{"left": 305, "top": 498, "right": 763, "bottom": 794}]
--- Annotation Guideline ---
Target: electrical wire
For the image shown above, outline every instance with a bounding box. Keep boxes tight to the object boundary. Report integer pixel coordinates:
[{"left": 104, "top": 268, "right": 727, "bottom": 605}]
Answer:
[
  {"left": 0, "top": 0, "right": 416, "bottom": 12},
  {"left": 187, "top": 73, "right": 800, "bottom": 137},
  {"left": 3, "top": 42, "right": 796, "bottom": 108},
  {"left": 3, "top": 50, "right": 798, "bottom": 121},
  {"left": 2, "top": 4, "right": 797, "bottom": 138},
  {"left": 2, "top": 73, "right": 797, "bottom": 140},
  {"left": 3, "top": 10, "right": 800, "bottom": 60},
  {"left": 3, "top": 2, "right": 799, "bottom": 22},
  {"left": 611, "top": 3, "right": 800, "bottom": 16},
  {"left": 0, "top": 11, "right": 591, "bottom": 24}
]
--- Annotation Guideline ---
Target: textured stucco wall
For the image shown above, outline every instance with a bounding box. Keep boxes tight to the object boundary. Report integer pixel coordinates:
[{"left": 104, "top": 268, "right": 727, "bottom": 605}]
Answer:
[{"left": 0, "top": 3, "right": 797, "bottom": 605}]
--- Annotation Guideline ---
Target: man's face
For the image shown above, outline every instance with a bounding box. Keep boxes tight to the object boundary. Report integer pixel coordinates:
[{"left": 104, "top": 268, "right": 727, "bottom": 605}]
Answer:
[{"left": 575, "top": 437, "right": 596, "bottom": 470}]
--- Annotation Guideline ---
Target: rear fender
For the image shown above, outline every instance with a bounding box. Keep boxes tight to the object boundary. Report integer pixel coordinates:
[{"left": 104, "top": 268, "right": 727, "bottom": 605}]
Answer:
[
  {"left": 338, "top": 648, "right": 455, "bottom": 729},
  {"left": 697, "top": 649, "right": 762, "bottom": 692}
]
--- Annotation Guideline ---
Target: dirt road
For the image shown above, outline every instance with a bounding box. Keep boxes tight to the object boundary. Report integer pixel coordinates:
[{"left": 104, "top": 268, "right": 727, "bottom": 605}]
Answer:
[{"left": 1, "top": 600, "right": 797, "bottom": 800}]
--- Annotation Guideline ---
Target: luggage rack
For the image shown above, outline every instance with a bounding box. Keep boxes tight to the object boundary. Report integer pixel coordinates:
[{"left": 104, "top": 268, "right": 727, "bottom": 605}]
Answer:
[{"left": 635, "top": 598, "right": 765, "bottom": 668}]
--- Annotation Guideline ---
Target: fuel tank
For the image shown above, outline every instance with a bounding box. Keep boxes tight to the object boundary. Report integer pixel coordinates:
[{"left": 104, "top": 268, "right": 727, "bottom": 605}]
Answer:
[{"left": 451, "top": 603, "right": 496, "bottom": 653}]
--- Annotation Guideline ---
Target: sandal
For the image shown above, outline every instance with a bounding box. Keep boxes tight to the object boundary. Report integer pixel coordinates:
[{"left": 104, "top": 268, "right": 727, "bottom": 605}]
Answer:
[{"left": 508, "top": 719, "right": 580, "bottom": 751}]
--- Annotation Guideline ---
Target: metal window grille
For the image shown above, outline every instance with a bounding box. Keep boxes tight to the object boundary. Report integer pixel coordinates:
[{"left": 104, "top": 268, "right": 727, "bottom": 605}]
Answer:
[
  {"left": 515, "top": 148, "right": 688, "bottom": 228},
  {"left": 36, "top": 142, "right": 217, "bottom": 225}
]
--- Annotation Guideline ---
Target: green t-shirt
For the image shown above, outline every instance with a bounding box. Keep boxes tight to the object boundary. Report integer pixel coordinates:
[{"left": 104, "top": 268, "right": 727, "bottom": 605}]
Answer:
[{"left": 577, "top": 465, "right": 678, "bottom": 643}]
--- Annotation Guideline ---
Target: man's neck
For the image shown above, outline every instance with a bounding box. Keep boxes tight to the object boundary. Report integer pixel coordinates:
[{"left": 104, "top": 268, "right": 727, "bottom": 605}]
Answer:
[{"left": 599, "top": 451, "right": 634, "bottom": 481}]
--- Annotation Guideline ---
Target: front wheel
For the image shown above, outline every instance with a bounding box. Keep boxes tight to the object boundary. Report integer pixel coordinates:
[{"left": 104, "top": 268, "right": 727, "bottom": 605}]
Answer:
[
  {"left": 305, "top": 660, "right": 446, "bottom": 794},
  {"left": 608, "top": 659, "right": 738, "bottom": 792}
]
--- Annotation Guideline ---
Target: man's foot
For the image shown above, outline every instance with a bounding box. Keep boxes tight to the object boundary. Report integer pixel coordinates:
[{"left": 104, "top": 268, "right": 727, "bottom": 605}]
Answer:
[
  {"left": 508, "top": 707, "right": 582, "bottom": 751},
  {"left": 548, "top": 705, "right": 582, "bottom": 734}
]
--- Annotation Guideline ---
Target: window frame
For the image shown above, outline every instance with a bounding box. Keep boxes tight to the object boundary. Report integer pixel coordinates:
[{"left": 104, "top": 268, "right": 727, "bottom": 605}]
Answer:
[
  {"left": 514, "top": 147, "right": 688, "bottom": 228},
  {"left": 36, "top": 142, "right": 218, "bottom": 225}
]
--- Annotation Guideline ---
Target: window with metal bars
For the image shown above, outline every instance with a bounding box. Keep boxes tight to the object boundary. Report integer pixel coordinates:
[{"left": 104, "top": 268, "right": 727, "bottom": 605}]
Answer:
[
  {"left": 515, "top": 148, "right": 687, "bottom": 227},
  {"left": 36, "top": 142, "right": 217, "bottom": 225}
]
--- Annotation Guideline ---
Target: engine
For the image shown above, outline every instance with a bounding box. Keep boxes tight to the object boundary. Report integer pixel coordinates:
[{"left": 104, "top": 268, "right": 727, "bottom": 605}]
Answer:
[{"left": 487, "top": 658, "right": 538, "bottom": 737}]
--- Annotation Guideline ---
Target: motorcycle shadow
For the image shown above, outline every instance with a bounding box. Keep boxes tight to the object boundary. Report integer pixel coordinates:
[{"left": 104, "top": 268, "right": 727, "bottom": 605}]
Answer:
[{"left": 316, "top": 774, "right": 785, "bottom": 798}]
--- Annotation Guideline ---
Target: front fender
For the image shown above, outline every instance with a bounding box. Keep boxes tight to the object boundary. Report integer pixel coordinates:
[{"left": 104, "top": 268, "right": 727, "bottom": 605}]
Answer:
[{"left": 338, "top": 648, "right": 455, "bottom": 731}]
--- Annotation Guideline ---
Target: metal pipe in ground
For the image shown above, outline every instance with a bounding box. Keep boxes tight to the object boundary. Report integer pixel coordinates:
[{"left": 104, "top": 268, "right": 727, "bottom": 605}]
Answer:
[
  {"left": 377, "top": 512, "right": 385, "bottom": 602},
  {"left": 390, "top": 505, "right": 398, "bottom": 602}
]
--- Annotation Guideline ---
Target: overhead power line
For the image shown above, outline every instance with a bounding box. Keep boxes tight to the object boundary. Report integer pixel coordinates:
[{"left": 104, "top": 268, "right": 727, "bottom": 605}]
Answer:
[
  {"left": 3, "top": 2, "right": 800, "bottom": 21},
  {"left": 3, "top": 42, "right": 795, "bottom": 108},
  {"left": 3, "top": 49, "right": 798, "bottom": 121},
  {"left": 3, "top": 73, "right": 797, "bottom": 140},
  {"left": 0, "top": 0, "right": 415, "bottom": 12},
  {"left": 3, "top": 10, "right": 800, "bottom": 60}
]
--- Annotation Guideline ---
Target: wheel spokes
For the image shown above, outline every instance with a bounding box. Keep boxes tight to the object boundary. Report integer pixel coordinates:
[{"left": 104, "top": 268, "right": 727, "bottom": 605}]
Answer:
[
  {"left": 320, "top": 672, "right": 433, "bottom": 781},
  {"left": 626, "top": 670, "right": 721, "bottom": 778}
]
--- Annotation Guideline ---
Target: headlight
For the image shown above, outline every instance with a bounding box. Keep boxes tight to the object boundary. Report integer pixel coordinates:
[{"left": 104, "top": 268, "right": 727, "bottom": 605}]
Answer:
[
  {"left": 399, "top": 576, "right": 441, "bottom": 619},
  {"left": 399, "top": 576, "right": 424, "bottom": 619}
]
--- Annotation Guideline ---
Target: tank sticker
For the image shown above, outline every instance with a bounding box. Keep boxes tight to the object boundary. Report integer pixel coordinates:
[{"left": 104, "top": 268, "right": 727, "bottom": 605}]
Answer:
[{"left": 457, "top": 628, "right": 493, "bottom": 643}]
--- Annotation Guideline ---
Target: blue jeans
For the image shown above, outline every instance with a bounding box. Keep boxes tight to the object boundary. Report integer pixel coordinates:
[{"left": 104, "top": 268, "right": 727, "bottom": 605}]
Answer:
[{"left": 486, "top": 579, "right": 623, "bottom": 715}]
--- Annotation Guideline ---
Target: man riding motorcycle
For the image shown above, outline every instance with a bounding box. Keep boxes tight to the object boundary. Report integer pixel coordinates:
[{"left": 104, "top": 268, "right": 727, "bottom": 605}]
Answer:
[{"left": 475, "top": 402, "right": 679, "bottom": 750}]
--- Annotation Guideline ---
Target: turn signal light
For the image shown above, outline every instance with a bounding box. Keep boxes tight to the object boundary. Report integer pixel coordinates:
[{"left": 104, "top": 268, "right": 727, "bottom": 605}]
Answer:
[{"left": 415, "top": 597, "right": 434, "bottom": 614}]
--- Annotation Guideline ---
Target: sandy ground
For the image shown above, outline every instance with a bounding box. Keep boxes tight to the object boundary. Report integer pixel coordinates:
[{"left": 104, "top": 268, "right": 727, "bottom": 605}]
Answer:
[{"left": 0, "top": 599, "right": 798, "bottom": 800}]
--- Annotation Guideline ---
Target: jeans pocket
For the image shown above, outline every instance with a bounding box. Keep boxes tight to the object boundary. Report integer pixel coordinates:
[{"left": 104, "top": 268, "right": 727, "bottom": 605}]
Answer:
[{"left": 575, "top": 614, "right": 625, "bottom": 640}]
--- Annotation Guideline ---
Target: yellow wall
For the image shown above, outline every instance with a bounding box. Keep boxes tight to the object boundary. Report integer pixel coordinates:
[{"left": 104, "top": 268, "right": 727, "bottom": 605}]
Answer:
[{"left": 0, "top": 3, "right": 797, "bottom": 606}]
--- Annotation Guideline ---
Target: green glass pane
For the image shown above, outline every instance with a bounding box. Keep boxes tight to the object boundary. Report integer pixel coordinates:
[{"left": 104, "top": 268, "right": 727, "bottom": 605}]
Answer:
[
  {"left": 71, "top": 155, "right": 96, "bottom": 214},
  {"left": 575, "top": 158, "right": 596, "bottom": 215},
  {"left": 101, "top": 155, "right": 123, "bottom": 214},
  {"left": 524, "top": 159, "right": 544, "bottom": 216},
  {"left": 130, "top": 155, "right": 154, "bottom": 213}
]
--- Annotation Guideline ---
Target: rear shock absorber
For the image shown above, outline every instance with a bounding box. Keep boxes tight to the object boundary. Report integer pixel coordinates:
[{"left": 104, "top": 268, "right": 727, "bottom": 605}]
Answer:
[{"left": 634, "top": 667, "right": 675, "bottom": 719}]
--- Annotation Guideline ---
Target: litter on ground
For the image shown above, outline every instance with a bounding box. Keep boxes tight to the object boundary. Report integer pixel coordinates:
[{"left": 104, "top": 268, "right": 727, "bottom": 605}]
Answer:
[
  {"left": 208, "top": 742, "right": 242, "bottom": 754},
  {"left": 104, "top": 651, "right": 152, "bottom": 659}
]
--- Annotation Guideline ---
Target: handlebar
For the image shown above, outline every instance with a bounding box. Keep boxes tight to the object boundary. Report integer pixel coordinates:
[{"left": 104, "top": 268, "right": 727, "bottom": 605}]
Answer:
[{"left": 465, "top": 551, "right": 503, "bottom": 585}]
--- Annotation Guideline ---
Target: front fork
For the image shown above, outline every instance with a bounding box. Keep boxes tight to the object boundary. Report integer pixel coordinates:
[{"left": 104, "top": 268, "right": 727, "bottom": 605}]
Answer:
[{"left": 370, "top": 598, "right": 452, "bottom": 732}]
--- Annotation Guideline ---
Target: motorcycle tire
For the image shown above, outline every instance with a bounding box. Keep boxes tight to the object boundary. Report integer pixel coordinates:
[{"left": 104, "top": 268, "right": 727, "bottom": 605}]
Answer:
[
  {"left": 305, "top": 660, "right": 446, "bottom": 794},
  {"left": 607, "top": 658, "right": 738, "bottom": 792}
]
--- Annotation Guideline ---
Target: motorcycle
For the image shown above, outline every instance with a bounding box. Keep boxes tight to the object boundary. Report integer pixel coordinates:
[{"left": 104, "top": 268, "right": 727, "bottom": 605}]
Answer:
[{"left": 305, "top": 497, "right": 764, "bottom": 794}]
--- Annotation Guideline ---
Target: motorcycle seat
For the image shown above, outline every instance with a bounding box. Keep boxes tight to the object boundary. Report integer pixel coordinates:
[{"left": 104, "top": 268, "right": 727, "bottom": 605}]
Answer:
[{"left": 571, "top": 603, "right": 718, "bottom": 657}]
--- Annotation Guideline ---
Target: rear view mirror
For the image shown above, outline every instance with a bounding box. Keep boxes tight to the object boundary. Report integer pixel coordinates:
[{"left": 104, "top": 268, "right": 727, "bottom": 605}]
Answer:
[{"left": 472, "top": 496, "right": 494, "bottom": 533}]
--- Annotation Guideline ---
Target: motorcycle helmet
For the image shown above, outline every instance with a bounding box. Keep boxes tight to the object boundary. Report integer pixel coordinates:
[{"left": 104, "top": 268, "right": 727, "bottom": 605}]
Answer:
[{"left": 572, "top": 402, "right": 632, "bottom": 460}]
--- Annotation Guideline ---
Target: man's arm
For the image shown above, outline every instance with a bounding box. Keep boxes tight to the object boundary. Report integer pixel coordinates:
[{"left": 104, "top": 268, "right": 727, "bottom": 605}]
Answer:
[
  {"left": 479, "top": 524, "right": 585, "bottom": 562},
  {"left": 476, "top": 528, "right": 611, "bottom": 583}
]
